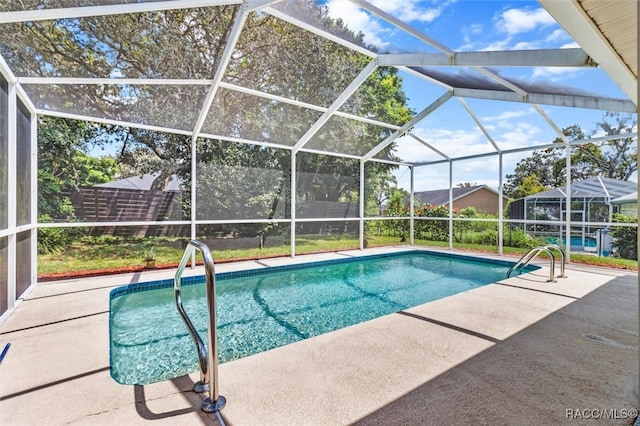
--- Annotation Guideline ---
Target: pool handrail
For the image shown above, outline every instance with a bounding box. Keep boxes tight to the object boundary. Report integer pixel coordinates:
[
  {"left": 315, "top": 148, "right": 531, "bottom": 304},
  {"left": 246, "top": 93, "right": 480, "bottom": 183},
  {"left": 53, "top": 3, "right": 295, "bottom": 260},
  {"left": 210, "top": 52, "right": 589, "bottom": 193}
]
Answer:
[
  {"left": 544, "top": 244, "right": 566, "bottom": 278},
  {"left": 174, "top": 239, "right": 226, "bottom": 413},
  {"left": 507, "top": 245, "right": 558, "bottom": 282}
]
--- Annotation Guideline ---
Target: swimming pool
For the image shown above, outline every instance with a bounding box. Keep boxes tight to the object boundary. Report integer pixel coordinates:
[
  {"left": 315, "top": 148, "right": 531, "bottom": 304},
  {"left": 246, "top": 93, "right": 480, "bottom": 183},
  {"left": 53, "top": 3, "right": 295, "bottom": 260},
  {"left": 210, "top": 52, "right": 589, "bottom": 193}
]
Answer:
[
  {"left": 546, "top": 236, "right": 597, "bottom": 250},
  {"left": 109, "top": 250, "right": 537, "bottom": 385}
]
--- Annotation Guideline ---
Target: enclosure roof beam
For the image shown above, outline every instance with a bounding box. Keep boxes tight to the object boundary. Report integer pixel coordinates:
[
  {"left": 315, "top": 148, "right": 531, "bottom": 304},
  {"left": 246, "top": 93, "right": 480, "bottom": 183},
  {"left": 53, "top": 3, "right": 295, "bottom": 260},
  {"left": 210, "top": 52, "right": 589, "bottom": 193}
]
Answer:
[
  {"left": 349, "top": 0, "right": 453, "bottom": 55},
  {"left": 457, "top": 98, "right": 501, "bottom": 153},
  {"left": 539, "top": 0, "right": 637, "bottom": 105},
  {"left": 412, "top": 132, "right": 638, "bottom": 166},
  {"left": 397, "top": 66, "right": 453, "bottom": 91},
  {"left": 16, "top": 76, "right": 400, "bottom": 131},
  {"left": 407, "top": 132, "right": 451, "bottom": 161},
  {"left": 218, "top": 82, "right": 400, "bottom": 130},
  {"left": 0, "top": 0, "right": 242, "bottom": 23},
  {"left": 471, "top": 67, "right": 528, "bottom": 97},
  {"left": 362, "top": 91, "right": 453, "bottom": 161},
  {"left": 378, "top": 49, "right": 595, "bottom": 68},
  {"left": 533, "top": 104, "right": 570, "bottom": 144},
  {"left": 38, "top": 109, "right": 195, "bottom": 137},
  {"left": 454, "top": 88, "right": 637, "bottom": 112},
  {"left": 351, "top": 0, "right": 530, "bottom": 97},
  {"left": 263, "top": 6, "right": 376, "bottom": 58},
  {"left": 190, "top": 2, "right": 250, "bottom": 143},
  {"left": 0, "top": 53, "right": 16, "bottom": 83},
  {"left": 246, "top": 0, "right": 283, "bottom": 12},
  {"left": 17, "top": 77, "right": 213, "bottom": 85},
  {"left": 292, "top": 59, "right": 378, "bottom": 153}
]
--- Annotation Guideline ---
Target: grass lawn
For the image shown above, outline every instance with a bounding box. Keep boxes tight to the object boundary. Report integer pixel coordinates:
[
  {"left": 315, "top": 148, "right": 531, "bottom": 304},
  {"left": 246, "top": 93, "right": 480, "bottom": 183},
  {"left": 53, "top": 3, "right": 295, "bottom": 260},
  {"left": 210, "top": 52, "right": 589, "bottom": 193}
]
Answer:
[{"left": 37, "top": 234, "right": 637, "bottom": 278}]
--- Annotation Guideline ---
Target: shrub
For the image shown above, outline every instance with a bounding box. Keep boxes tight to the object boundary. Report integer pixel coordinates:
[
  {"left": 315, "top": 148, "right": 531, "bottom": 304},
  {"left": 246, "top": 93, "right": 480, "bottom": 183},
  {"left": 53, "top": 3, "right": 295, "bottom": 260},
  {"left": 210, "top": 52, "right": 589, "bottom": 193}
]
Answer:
[{"left": 611, "top": 214, "right": 637, "bottom": 260}]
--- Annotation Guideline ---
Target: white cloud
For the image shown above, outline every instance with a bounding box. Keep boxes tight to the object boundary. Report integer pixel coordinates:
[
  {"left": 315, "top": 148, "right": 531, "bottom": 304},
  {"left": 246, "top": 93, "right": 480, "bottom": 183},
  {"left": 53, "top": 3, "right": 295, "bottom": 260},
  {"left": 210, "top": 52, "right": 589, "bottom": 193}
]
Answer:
[
  {"left": 531, "top": 66, "right": 582, "bottom": 81},
  {"left": 496, "top": 8, "right": 555, "bottom": 36},
  {"left": 545, "top": 29, "right": 570, "bottom": 43},
  {"left": 482, "top": 109, "right": 535, "bottom": 123},
  {"left": 325, "top": 0, "right": 390, "bottom": 49},
  {"left": 369, "top": 0, "right": 446, "bottom": 23},
  {"left": 326, "top": 0, "right": 455, "bottom": 50}
]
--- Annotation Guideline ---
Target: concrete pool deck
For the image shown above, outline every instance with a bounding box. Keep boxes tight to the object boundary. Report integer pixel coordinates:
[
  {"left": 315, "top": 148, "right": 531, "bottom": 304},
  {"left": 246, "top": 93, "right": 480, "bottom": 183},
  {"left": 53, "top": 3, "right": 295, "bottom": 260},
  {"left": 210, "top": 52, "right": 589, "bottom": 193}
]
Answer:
[{"left": 0, "top": 246, "right": 638, "bottom": 425}]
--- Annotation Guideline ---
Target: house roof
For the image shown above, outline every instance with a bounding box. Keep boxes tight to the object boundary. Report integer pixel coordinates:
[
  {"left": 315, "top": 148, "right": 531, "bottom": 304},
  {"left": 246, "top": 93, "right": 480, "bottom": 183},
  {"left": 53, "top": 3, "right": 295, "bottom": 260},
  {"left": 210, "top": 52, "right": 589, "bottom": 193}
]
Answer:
[
  {"left": 94, "top": 173, "right": 182, "bottom": 192},
  {"left": 414, "top": 185, "right": 501, "bottom": 206},
  {"left": 525, "top": 176, "right": 637, "bottom": 200},
  {"left": 611, "top": 191, "right": 638, "bottom": 204}
]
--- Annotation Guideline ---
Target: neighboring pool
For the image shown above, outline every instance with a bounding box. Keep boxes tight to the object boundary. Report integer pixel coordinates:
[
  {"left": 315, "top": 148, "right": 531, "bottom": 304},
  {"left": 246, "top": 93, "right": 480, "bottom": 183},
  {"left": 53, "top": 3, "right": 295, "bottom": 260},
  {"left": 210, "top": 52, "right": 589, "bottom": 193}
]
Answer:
[
  {"left": 109, "top": 250, "right": 537, "bottom": 385},
  {"left": 547, "top": 236, "right": 597, "bottom": 249}
]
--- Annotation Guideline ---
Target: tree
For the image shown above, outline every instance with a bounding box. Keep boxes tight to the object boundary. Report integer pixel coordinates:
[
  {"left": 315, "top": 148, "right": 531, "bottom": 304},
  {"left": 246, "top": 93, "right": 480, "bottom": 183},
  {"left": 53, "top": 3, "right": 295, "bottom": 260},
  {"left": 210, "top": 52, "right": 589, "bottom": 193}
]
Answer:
[
  {"left": 38, "top": 117, "right": 116, "bottom": 220},
  {"left": 503, "top": 125, "right": 584, "bottom": 198},
  {"left": 4, "top": 2, "right": 413, "bottom": 233},
  {"left": 503, "top": 114, "right": 637, "bottom": 199},
  {"left": 580, "top": 112, "right": 637, "bottom": 180},
  {"left": 512, "top": 173, "right": 547, "bottom": 198}
]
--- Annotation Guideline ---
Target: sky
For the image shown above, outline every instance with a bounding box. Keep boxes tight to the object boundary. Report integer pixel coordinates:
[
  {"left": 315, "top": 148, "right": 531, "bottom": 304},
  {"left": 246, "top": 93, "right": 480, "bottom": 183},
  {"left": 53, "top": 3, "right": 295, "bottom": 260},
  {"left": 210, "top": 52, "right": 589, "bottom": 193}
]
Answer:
[{"left": 321, "top": 0, "right": 636, "bottom": 192}]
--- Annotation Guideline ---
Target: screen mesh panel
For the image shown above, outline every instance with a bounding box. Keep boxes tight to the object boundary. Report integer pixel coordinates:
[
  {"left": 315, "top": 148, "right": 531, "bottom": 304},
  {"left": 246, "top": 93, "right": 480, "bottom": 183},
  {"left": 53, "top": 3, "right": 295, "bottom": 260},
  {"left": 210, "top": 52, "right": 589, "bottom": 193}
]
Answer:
[
  {"left": 0, "top": 77, "right": 7, "bottom": 230},
  {"left": 305, "top": 115, "right": 390, "bottom": 157},
  {"left": 23, "top": 84, "right": 209, "bottom": 131},
  {"left": 0, "top": 7, "right": 238, "bottom": 79},
  {"left": 296, "top": 152, "right": 359, "bottom": 219},
  {"left": 201, "top": 88, "right": 322, "bottom": 146},
  {"left": 16, "top": 230, "right": 32, "bottom": 298},
  {"left": 269, "top": 0, "right": 438, "bottom": 54},
  {"left": 0, "top": 236, "right": 7, "bottom": 315},
  {"left": 196, "top": 139, "right": 290, "bottom": 221},
  {"left": 0, "top": 0, "right": 174, "bottom": 12},
  {"left": 224, "top": 12, "right": 371, "bottom": 108},
  {"left": 196, "top": 223, "right": 291, "bottom": 260},
  {"left": 16, "top": 100, "right": 31, "bottom": 226},
  {"left": 295, "top": 220, "right": 358, "bottom": 256}
]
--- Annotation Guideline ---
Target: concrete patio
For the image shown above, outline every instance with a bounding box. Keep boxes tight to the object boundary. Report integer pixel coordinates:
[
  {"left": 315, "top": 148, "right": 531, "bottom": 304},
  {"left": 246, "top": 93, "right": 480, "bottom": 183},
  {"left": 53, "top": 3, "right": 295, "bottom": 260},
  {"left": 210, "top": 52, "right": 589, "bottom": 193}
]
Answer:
[{"left": 0, "top": 247, "right": 638, "bottom": 425}]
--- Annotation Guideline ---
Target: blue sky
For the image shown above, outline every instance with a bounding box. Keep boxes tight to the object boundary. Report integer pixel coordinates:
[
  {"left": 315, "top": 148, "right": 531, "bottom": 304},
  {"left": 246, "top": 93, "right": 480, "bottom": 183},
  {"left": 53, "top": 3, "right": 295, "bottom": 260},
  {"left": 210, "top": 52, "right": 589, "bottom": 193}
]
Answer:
[{"left": 323, "top": 0, "right": 635, "bottom": 191}]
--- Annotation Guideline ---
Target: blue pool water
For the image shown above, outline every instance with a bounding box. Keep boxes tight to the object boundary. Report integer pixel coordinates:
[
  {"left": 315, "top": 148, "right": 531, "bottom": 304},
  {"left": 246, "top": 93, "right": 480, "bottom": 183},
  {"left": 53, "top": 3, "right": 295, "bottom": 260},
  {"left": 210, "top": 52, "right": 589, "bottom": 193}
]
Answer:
[
  {"left": 109, "top": 250, "right": 536, "bottom": 385},
  {"left": 547, "top": 236, "right": 597, "bottom": 248}
]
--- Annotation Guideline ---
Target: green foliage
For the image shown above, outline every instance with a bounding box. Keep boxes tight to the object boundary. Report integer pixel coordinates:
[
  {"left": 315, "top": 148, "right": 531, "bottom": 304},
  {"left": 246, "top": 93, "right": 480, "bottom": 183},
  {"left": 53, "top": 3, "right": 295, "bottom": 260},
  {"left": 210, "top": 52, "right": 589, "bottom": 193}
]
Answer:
[
  {"left": 611, "top": 214, "right": 637, "bottom": 260},
  {"left": 37, "top": 215, "right": 86, "bottom": 254},
  {"left": 414, "top": 203, "right": 449, "bottom": 241},
  {"left": 38, "top": 116, "right": 116, "bottom": 220},
  {"left": 504, "top": 114, "right": 637, "bottom": 199},
  {"left": 513, "top": 173, "right": 547, "bottom": 198}
]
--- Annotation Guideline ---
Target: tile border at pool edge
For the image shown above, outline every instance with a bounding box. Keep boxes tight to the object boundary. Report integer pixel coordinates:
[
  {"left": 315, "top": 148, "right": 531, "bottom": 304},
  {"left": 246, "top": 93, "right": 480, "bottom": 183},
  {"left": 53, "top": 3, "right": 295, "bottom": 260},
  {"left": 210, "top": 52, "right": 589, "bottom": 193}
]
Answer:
[{"left": 108, "top": 249, "right": 540, "bottom": 299}]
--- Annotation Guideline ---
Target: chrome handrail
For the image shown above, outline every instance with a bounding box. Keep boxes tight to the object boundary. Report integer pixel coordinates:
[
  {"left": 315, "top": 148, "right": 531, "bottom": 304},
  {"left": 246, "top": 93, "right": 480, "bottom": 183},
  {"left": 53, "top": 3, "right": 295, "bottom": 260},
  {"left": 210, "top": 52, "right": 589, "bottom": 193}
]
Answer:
[
  {"left": 507, "top": 246, "right": 557, "bottom": 282},
  {"left": 175, "top": 240, "right": 226, "bottom": 413},
  {"left": 544, "top": 244, "right": 566, "bottom": 278}
]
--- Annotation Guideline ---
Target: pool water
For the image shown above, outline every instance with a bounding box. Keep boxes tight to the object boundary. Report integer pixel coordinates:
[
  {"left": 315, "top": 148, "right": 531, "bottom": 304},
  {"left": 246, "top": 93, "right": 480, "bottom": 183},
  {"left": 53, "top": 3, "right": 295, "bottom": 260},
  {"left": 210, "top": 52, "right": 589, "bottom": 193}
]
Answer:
[
  {"left": 109, "top": 251, "right": 535, "bottom": 385},
  {"left": 547, "top": 236, "right": 597, "bottom": 248}
]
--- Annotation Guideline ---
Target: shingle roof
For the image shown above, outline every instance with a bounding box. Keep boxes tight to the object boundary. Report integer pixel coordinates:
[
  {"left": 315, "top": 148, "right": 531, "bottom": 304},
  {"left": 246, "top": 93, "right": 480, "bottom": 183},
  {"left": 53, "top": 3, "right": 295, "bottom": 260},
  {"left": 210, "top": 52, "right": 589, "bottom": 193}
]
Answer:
[
  {"left": 414, "top": 185, "right": 497, "bottom": 206},
  {"left": 94, "top": 173, "right": 182, "bottom": 192}
]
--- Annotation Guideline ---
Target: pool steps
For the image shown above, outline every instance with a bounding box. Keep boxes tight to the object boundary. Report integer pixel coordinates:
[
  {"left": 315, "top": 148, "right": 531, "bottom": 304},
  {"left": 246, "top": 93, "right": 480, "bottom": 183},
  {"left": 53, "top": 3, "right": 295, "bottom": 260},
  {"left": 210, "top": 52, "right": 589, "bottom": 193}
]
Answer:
[
  {"left": 174, "top": 240, "right": 226, "bottom": 414},
  {"left": 507, "top": 244, "right": 566, "bottom": 282}
]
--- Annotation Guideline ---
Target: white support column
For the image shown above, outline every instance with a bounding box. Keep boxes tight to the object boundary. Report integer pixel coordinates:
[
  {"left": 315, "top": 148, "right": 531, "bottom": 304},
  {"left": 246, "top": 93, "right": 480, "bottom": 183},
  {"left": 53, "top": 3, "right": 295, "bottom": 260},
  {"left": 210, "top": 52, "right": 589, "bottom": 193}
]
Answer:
[
  {"left": 7, "top": 81, "right": 16, "bottom": 309},
  {"left": 448, "top": 160, "right": 453, "bottom": 250},
  {"left": 409, "top": 165, "right": 414, "bottom": 246},
  {"left": 290, "top": 152, "right": 296, "bottom": 258},
  {"left": 359, "top": 160, "right": 365, "bottom": 250},
  {"left": 498, "top": 153, "right": 504, "bottom": 255},
  {"left": 565, "top": 143, "right": 572, "bottom": 263}
]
